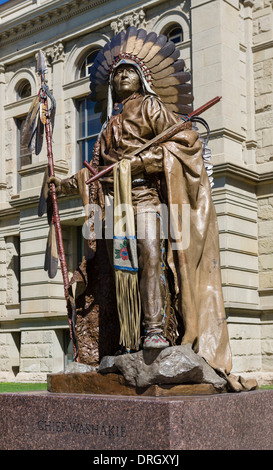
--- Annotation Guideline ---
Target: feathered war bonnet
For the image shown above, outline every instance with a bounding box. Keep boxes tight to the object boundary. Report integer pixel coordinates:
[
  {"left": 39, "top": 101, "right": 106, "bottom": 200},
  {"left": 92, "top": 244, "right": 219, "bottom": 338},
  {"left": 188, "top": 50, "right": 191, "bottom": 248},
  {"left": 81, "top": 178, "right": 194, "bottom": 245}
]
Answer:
[{"left": 89, "top": 26, "right": 193, "bottom": 122}]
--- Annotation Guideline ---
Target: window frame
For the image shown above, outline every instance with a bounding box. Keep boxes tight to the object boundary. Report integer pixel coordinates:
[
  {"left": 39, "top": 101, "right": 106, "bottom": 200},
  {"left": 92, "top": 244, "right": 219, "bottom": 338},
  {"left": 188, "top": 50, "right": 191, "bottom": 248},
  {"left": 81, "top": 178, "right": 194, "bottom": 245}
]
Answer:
[
  {"left": 165, "top": 24, "right": 183, "bottom": 44},
  {"left": 16, "top": 80, "right": 31, "bottom": 101},
  {"left": 79, "top": 49, "right": 100, "bottom": 79},
  {"left": 16, "top": 116, "right": 32, "bottom": 192},
  {"left": 76, "top": 95, "right": 101, "bottom": 170}
]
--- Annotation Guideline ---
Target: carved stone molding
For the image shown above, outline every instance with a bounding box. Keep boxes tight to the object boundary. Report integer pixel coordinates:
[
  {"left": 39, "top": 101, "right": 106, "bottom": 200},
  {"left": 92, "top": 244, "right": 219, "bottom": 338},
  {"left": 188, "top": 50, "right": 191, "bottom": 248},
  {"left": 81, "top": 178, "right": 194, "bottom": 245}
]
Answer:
[
  {"left": 110, "top": 8, "right": 146, "bottom": 34},
  {"left": 0, "top": 0, "right": 109, "bottom": 47},
  {"left": 243, "top": 0, "right": 254, "bottom": 7},
  {"left": 44, "top": 41, "right": 65, "bottom": 65},
  {"left": 0, "top": 63, "right": 5, "bottom": 82}
]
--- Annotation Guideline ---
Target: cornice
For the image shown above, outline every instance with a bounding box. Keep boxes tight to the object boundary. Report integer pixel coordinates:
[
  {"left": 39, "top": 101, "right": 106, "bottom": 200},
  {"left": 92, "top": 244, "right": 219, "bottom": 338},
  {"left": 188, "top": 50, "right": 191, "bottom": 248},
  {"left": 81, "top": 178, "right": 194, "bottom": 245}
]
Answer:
[
  {"left": 0, "top": 205, "right": 20, "bottom": 218},
  {"left": 252, "top": 39, "right": 273, "bottom": 53},
  {"left": 213, "top": 161, "right": 273, "bottom": 184},
  {"left": 209, "top": 127, "right": 246, "bottom": 144},
  {"left": 0, "top": 312, "right": 69, "bottom": 329},
  {"left": 0, "top": 0, "right": 184, "bottom": 63},
  {"left": 0, "top": 0, "right": 109, "bottom": 47},
  {"left": 226, "top": 305, "right": 273, "bottom": 318},
  {"left": 17, "top": 160, "right": 68, "bottom": 178},
  {"left": 1, "top": 161, "right": 271, "bottom": 219},
  {"left": 0, "top": 0, "right": 170, "bottom": 49}
]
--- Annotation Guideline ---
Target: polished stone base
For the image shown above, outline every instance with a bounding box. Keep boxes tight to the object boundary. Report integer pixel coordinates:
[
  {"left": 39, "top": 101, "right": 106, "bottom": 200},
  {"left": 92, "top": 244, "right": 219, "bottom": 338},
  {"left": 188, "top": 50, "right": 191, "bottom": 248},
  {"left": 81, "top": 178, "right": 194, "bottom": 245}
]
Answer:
[{"left": 0, "top": 389, "right": 272, "bottom": 450}]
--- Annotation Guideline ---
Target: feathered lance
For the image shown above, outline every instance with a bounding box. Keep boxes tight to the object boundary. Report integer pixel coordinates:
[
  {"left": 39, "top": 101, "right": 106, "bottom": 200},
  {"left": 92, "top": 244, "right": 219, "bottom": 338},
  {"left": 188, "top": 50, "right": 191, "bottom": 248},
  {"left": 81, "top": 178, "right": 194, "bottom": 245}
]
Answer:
[{"left": 23, "top": 51, "right": 78, "bottom": 359}]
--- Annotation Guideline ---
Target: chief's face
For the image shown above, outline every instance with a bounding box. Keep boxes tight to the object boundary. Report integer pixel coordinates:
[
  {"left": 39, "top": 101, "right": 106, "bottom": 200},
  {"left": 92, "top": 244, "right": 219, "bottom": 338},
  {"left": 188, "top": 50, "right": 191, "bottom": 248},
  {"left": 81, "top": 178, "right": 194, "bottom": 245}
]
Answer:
[{"left": 113, "top": 64, "right": 141, "bottom": 101}]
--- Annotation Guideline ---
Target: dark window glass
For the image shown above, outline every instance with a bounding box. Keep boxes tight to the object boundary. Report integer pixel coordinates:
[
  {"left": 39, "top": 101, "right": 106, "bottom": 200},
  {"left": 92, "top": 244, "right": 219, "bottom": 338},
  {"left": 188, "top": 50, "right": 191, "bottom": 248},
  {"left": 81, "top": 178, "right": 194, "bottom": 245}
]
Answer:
[
  {"left": 80, "top": 50, "right": 100, "bottom": 78},
  {"left": 17, "top": 81, "right": 31, "bottom": 100},
  {"left": 63, "top": 330, "right": 74, "bottom": 365},
  {"left": 166, "top": 26, "right": 183, "bottom": 44},
  {"left": 77, "top": 97, "right": 101, "bottom": 168},
  {"left": 17, "top": 117, "right": 32, "bottom": 168}
]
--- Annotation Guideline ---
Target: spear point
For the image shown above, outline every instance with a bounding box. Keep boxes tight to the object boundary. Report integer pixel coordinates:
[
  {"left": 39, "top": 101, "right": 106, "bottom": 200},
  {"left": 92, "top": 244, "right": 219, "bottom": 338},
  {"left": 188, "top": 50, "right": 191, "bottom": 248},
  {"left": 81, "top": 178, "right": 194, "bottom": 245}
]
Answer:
[{"left": 37, "top": 50, "right": 47, "bottom": 76}]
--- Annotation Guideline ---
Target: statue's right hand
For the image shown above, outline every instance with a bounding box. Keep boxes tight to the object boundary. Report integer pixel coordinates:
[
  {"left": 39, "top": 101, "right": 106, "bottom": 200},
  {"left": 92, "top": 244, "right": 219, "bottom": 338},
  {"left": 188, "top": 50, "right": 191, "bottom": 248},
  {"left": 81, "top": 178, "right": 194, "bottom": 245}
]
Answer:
[{"left": 48, "top": 176, "right": 62, "bottom": 195}]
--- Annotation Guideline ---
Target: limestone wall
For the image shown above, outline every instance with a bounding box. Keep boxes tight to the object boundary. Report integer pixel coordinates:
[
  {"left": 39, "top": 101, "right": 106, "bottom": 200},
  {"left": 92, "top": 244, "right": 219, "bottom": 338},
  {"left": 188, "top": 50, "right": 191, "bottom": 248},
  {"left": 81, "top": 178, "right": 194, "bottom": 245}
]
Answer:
[
  {"left": 253, "top": 0, "right": 273, "bottom": 380},
  {"left": 0, "top": 0, "right": 272, "bottom": 384}
]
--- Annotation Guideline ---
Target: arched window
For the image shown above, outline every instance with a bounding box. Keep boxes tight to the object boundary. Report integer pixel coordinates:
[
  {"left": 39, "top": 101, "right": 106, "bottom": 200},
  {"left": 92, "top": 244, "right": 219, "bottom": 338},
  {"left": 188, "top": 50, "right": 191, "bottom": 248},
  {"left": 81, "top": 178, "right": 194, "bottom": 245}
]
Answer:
[
  {"left": 17, "top": 80, "right": 31, "bottom": 100},
  {"left": 164, "top": 24, "right": 183, "bottom": 44},
  {"left": 80, "top": 50, "right": 100, "bottom": 78},
  {"left": 16, "top": 80, "right": 33, "bottom": 175}
]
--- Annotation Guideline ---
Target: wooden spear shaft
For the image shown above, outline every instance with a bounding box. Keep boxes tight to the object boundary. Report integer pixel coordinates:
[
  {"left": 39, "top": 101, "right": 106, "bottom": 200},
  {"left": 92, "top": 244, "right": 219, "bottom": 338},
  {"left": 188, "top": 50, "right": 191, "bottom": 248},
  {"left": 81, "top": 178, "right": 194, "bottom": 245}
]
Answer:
[
  {"left": 43, "top": 100, "right": 70, "bottom": 296},
  {"left": 84, "top": 95, "right": 221, "bottom": 185},
  {"left": 41, "top": 85, "right": 76, "bottom": 355}
]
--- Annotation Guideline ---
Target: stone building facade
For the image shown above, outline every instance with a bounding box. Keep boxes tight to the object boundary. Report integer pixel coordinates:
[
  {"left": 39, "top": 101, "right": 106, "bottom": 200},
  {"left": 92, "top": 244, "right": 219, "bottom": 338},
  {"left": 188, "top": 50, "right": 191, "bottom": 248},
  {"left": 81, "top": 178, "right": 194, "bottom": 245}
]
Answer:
[{"left": 0, "top": 0, "right": 272, "bottom": 384}]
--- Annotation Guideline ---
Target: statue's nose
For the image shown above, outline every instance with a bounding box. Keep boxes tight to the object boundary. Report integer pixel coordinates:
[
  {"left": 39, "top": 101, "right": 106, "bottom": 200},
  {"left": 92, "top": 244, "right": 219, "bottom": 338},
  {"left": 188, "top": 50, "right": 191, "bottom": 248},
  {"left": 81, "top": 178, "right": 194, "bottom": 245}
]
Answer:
[{"left": 121, "top": 69, "right": 129, "bottom": 78}]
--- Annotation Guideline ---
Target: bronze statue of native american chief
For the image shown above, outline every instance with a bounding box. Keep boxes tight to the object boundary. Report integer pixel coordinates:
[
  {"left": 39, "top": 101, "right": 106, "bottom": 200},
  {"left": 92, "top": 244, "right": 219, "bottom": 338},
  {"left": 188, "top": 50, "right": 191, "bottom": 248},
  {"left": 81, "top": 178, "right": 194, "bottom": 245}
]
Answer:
[{"left": 45, "top": 27, "right": 235, "bottom": 385}]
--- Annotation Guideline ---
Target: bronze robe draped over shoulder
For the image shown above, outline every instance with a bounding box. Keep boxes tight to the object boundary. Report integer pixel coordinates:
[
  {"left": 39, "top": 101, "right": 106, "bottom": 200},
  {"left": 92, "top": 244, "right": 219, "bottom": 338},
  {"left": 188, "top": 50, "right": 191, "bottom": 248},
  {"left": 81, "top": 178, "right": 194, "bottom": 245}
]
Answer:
[
  {"left": 62, "top": 94, "right": 232, "bottom": 376},
  {"left": 161, "top": 133, "right": 232, "bottom": 376}
]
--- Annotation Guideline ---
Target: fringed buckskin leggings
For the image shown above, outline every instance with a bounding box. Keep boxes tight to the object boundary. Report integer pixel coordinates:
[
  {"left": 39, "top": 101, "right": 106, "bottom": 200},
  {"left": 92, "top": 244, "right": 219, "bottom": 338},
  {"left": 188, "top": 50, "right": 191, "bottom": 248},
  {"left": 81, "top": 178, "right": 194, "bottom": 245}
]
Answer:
[{"left": 105, "top": 210, "right": 167, "bottom": 335}]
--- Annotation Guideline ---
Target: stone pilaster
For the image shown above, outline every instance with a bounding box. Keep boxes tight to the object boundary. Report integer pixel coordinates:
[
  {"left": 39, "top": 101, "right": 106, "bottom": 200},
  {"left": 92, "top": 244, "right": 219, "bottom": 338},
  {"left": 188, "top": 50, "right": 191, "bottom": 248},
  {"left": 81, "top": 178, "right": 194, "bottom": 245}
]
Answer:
[
  {"left": 191, "top": 0, "right": 244, "bottom": 164},
  {"left": 191, "top": 0, "right": 260, "bottom": 316},
  {"left": 241, "top": 1, "right": 257, "bottom": 165},
  {"left": 0, "top": 237, "right": 7, "bottom": 318},
  {"left": 0, "top": 63, "right": 7, "bottom": 210}
]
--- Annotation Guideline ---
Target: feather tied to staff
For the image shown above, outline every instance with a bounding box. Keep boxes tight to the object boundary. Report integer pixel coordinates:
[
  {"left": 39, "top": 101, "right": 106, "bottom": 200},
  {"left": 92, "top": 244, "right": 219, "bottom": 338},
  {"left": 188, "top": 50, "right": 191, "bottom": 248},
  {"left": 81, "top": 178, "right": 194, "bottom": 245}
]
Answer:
[{"left": 21, "top": 50, "right": 78, "bottom": 360}]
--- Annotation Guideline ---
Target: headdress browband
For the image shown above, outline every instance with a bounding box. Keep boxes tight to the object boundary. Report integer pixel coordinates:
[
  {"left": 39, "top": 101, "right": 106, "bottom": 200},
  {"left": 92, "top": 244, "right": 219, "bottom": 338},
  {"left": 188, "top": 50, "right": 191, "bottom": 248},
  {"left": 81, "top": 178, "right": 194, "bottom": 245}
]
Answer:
[{"left": 108, "top": 53, "right": 152, "bottom": 83}]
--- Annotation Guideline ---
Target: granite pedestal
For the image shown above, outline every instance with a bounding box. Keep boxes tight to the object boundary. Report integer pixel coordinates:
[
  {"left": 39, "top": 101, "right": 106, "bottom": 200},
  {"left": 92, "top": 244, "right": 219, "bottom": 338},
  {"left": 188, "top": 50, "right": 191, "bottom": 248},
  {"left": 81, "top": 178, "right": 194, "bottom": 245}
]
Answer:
[{"left": 0, "top": 389, "right": 272, "bottom": 450}]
